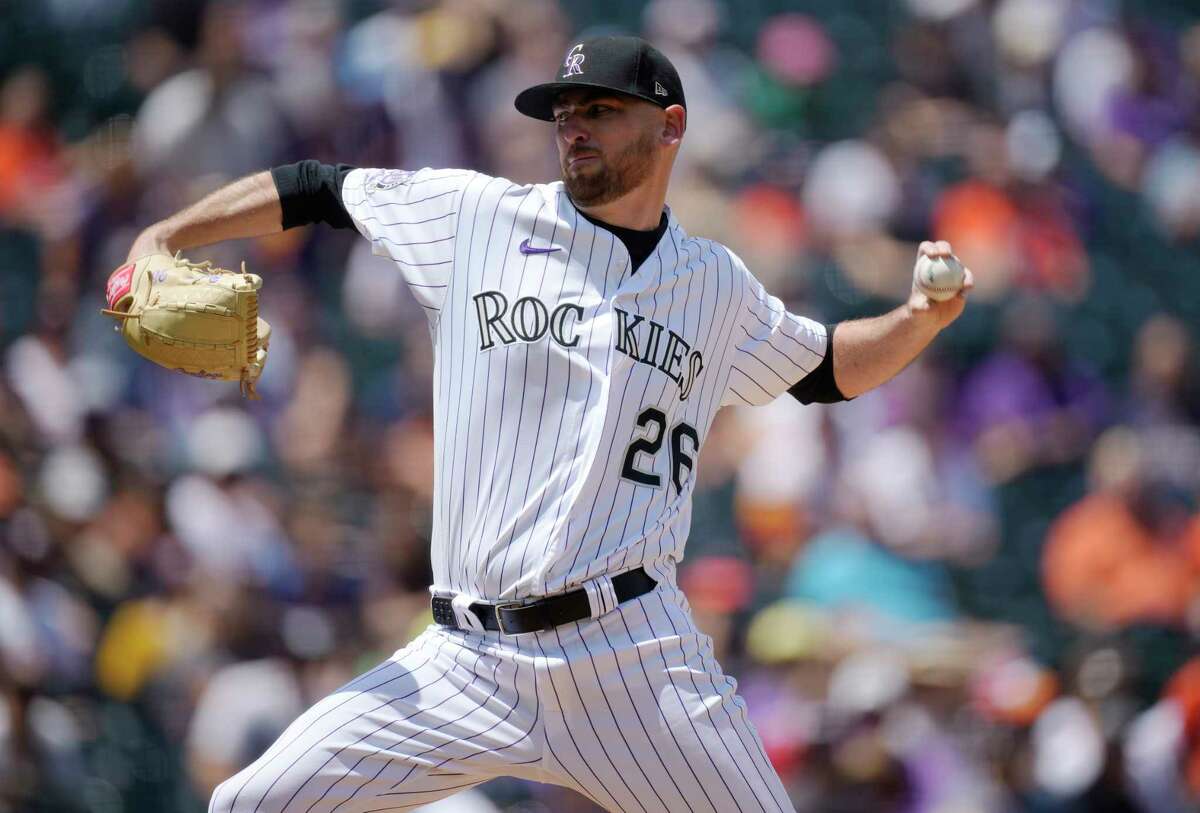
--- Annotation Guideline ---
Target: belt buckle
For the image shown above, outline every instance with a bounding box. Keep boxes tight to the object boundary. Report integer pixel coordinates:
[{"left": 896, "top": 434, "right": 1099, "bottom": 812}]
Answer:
[{"left": 493, "top": 601, "right": 531, "bottom": 635}]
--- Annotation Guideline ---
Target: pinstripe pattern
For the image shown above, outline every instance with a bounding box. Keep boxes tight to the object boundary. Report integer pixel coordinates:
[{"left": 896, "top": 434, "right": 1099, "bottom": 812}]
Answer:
[
  {"left": 441, "top": 177, "right": 516, "bottom": 592},
  {"left": 209, "top": 590, "right": 792, "bottom": 811},
  {"left": 213, "top": 167, "right": 826, "bottom": 811},
  {"left": 208, "top": 629, "right": 540, "bottom": 813},
  {"left": 720, "top": 253, "right": 826, "bottom": 408},
  {"left": 340, "top": 169, "right": 826, "bottom": 600}
]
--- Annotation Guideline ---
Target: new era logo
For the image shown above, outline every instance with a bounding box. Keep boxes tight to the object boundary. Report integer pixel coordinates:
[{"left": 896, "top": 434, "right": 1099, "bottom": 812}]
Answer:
[{"left": 654, "top": 81, "right": 668, "bottom": 96}]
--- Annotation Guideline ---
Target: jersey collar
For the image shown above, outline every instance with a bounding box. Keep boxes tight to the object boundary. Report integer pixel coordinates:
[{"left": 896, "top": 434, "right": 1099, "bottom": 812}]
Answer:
[{"left": 549, "top": 182, "right": 682, "bottom": 278}]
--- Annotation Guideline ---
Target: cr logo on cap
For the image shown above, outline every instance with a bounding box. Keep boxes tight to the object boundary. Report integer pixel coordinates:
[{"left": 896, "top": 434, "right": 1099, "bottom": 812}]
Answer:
[{"left": 563, "top": 43, "right": 585, "bottom": 77}]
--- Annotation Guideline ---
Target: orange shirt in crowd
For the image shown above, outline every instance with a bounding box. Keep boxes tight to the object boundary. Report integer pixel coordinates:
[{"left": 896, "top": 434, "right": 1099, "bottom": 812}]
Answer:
[
  {"left": 1042, "top": 493, "right": 1200, "bottom": 628},
  {"left": 0, "top": 125, "right": 62, "bottom": 214}
]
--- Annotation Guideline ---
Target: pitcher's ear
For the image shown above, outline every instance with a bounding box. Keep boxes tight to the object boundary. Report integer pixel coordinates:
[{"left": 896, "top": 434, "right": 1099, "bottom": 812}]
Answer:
[{"left": 662, "top": 105, "right": 686, "bottom": 143}]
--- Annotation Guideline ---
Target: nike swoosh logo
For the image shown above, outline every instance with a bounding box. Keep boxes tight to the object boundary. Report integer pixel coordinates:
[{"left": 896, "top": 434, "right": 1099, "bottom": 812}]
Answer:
[{"left": 519, "top": 239, "right": 562, "bottom": 255}]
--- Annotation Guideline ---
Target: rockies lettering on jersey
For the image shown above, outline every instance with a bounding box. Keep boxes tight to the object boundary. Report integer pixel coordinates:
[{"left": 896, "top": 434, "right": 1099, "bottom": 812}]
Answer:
[
  {"left": 611, "top": 306, "right": 704, "bottom": 399},
  {"left": 340, "top": 166, "right": 827, "bottom": 600},
  {"left": 473, "top": 291, "right": 584, "bottom": 350},
  {"left": 474, "top": 293, "right": 704, "bottom": 399}
]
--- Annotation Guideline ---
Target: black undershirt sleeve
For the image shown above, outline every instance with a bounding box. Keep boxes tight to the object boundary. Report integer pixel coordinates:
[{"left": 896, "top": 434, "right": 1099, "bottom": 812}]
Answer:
[
  {"left": 788, "top": 322, "right": 850, "bottom": 404},
  {"left": 270, "top": 160, "right": 358, "bottom": 230}
]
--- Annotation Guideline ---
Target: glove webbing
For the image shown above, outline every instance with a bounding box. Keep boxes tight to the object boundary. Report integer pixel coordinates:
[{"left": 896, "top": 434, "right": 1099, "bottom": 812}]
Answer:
[
  {"left": 242, "top": 289, "right": 260, "bottom": 399},
  {"left": 171, "top": 256, "right": 262, "bottom": 377},
  {"left": 246, "top": 288, "right": 259, "bottom": 366}
]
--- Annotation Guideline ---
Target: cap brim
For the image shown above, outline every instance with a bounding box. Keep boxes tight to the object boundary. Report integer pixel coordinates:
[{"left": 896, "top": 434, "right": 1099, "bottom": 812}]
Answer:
[{"left": 514, "top": 82, "right": 666, "bottom": 121}]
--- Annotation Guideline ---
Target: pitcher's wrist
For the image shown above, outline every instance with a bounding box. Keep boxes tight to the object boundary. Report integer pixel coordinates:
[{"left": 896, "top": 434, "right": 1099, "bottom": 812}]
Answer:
[{"left": 127, "top": 225, "right": 173, "bottom": 262}]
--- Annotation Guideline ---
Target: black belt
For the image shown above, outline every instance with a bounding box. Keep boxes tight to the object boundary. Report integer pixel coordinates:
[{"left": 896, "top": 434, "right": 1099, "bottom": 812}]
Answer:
[{"left": 431, "top": 567, "right": 657, "bottom": 635}]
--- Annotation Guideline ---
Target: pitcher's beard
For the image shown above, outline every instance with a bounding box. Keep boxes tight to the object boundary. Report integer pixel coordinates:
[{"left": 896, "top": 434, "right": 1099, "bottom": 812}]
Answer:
[{"left": 562, "top": 129, "right": 658, "bottom": 207}]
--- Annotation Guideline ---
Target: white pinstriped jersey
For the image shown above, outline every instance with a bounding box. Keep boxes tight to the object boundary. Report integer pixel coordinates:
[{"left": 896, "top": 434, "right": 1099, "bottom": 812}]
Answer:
[{"left": 341, "top": 167, "right": 827, "bottom": 601}]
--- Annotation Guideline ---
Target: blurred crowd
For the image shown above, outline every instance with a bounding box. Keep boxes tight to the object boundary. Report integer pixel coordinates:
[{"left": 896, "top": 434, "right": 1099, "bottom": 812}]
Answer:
[{"left": 2, "top": 0, "right": 1200, "bottom": 811}]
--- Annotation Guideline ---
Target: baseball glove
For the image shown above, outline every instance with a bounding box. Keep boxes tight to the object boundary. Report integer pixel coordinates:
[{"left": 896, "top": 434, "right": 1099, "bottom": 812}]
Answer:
[{"left": 101, "top": 252, "right": 270, "bottom": 398}]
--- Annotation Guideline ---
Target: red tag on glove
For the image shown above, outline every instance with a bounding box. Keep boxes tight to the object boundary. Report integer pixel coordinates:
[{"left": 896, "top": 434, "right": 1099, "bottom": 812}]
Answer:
[{"left": 105, "top": 263, "right": 134, "bottom": 309}]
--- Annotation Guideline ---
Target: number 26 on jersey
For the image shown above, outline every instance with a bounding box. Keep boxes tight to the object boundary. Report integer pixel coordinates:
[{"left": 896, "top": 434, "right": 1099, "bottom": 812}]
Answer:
[{"left": 621, "top": 407, "right": 698, "bottom": 494}]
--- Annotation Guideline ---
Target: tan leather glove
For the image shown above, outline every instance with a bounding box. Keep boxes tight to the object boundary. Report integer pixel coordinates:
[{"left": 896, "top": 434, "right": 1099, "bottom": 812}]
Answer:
[{"left": 102, "top": 253, "right": 271, "bottom": 398}]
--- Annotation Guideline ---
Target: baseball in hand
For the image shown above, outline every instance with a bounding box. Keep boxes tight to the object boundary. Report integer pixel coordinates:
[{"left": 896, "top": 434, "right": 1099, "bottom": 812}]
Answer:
[{"left": 913, "top": 253, "right": 967, "bottom": 302}]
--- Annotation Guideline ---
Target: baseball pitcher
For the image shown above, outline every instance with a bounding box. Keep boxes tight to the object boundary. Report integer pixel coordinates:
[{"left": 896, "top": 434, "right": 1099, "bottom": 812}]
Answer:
[{"left": 113, "top": 36, "right": 972, "bottom": 813}]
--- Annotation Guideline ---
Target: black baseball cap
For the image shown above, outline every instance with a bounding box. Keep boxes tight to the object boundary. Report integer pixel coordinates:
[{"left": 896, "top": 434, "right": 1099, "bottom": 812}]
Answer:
[{"left": 515, "top": 35, "right": 686, "bottom": 121}]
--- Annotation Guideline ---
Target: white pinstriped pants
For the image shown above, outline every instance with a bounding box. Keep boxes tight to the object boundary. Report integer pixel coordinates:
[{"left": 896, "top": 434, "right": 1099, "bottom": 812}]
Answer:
[{"left": 208, "top": 584, "right": 794, "bottom": 813}]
